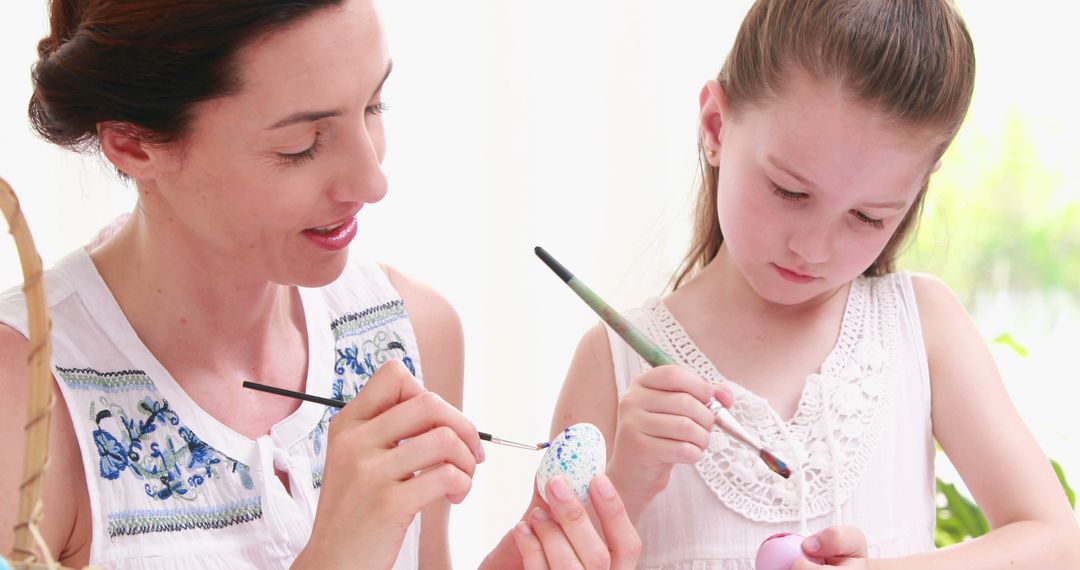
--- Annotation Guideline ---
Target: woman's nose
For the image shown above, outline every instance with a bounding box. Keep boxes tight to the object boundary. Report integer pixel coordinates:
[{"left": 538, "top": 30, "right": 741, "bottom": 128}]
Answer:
[{"left": 329, "top": 122, "right": 388, "bottom": 204}]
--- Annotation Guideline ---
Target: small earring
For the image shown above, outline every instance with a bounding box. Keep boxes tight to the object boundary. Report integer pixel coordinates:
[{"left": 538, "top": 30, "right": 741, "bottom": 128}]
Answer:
[{"left": 707, "top": 149, "right": 717, "bottom": 159}]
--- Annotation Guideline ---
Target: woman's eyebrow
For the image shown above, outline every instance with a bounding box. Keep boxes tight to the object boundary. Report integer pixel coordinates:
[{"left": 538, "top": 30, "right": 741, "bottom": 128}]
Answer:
[{"left": 267, "top": 60, "right": 393, "bottom": 130}]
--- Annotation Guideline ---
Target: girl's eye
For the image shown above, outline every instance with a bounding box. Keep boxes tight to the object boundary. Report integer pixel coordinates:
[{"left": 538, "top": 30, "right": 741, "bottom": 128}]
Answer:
[
  {"left": 852, "top": 210, "right": 885, "bottom": 230},
  {"left": 365, "top": 102, "right": 388, "bottom": 116},
  {"left": 278, "top": 135, "right": 323, "bottom": 166},
  {"left": 772, "top": 184, "right": 808, "bottom": 201}
]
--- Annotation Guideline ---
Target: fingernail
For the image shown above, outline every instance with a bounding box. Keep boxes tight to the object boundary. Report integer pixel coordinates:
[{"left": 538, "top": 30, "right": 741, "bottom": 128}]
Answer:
[
  {"left": 593, "top": 474, "right": 616, "bottom": 499},
  {"left": 549, "top": 476, "right": 572, "bottom": 501},
  {"left": 712, "top": 388, "right": 730, "bottom": 405},
  {"left": 477, "top": 444, "right": 486, "bottom": 463},
  {"left": 530, "top": 507, "right": 550, "bottom": 522},
  {"left": 803, "top": 536, "right": 822, "bottom": 553},
  {"left": 515, "top": 520, "right": 532, "bottom": 536}
]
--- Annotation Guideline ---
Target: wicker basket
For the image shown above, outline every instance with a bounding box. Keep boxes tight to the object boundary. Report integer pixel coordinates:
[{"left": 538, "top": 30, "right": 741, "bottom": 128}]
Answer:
[{"left": 1, "top": 177, "right": 74, "bottom": 570}]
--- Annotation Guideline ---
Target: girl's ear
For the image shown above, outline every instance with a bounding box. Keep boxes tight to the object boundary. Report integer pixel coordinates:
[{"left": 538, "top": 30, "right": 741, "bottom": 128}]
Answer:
[
  {"left": 699, "top": 80, "right": 728, "bottom": 167},
  {"left": 98, "top": 122, "right": 167, "bottom": 179}
]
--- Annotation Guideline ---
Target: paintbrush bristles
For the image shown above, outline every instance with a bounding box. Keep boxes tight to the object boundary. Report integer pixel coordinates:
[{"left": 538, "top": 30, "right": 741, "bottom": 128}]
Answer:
[{"left": 760, "top": 449, "right": 792, "bottom": 479}]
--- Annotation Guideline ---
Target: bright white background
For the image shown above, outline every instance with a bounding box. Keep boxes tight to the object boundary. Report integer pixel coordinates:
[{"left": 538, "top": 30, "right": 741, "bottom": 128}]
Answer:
[{"left": 2, "top": 2, "right": 1077, "bottom": 567}]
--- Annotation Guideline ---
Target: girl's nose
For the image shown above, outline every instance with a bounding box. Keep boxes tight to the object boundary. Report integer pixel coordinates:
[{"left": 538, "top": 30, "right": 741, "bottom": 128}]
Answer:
[{"left": 788, "top": 221, "right": 834, "bottom": 265}]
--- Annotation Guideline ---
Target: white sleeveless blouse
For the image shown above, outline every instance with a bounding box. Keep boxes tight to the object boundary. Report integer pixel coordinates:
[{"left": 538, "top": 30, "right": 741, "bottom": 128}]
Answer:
[
  {"left": 606, "top": 273, "right": 936, "bottom": 569},
  {"left": 0, "top": 248, "right": 422, "bottom": 569}
]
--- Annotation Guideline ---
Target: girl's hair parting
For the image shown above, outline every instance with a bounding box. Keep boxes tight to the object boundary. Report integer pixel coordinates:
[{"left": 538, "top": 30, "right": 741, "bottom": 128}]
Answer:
[{"left": 673, "top": 0, "right": 976, "bottom": 289}]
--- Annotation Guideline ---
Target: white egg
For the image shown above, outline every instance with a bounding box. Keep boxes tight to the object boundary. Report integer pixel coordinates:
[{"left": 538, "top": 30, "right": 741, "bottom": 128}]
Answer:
[{"left": 535, "top": 422, "right": 606, "bottom": 504}]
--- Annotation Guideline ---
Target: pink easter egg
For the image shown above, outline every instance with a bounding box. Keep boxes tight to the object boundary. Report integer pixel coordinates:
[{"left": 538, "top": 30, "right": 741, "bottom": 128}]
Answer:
[{"left": 755, "top": 532, "right": 805, "bottom": 570}]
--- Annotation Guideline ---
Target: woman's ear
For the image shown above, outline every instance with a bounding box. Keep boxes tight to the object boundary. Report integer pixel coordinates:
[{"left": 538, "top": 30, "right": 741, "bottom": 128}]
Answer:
[
  {"left": 699, "top": 80, "right": 728, "bottom": 167},
  {"left": 98, "top": 122, "right": 158, "bottom": 178}
]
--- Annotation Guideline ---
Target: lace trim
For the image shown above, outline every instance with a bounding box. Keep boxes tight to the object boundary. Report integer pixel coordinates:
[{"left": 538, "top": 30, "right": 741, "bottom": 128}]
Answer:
[
  {"left": 641, "top": 560, "right": 752, "bottom": 570},
  {"left": 640, "top": 276, "right": 901, "bottom": 523}
]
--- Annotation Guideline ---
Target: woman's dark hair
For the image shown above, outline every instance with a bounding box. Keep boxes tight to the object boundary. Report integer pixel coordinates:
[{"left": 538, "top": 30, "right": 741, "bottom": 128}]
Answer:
[{"left": 29, "top": 0, "right": 345, "bottom": 151}]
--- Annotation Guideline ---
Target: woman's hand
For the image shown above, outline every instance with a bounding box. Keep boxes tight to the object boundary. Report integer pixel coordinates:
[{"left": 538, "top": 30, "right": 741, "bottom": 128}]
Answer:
[
  {"left": 294, "top": 360, "right": 484, "bottom": 569},
  {"left": 606, "top": 365, "right": 732, "bottom": 515},
  {"left": 511, "top": 474, "right": 641, "bottom": 569},
  {"left": 792, "top": 526, "right": 867, "bottom": 569}
]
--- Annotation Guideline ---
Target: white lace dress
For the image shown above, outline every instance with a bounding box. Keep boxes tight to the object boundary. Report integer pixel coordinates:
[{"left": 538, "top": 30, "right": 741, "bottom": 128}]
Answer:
[{"left": 606, "top": 273, "right": 936, "bottom": 569}]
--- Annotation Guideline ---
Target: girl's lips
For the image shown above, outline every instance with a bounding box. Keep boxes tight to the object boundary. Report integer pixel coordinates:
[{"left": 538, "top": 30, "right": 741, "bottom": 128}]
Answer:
[
  {"left": 773, "top": 263, "right": 817, "bottom": 284},
  {"left": 303, "top": 216, "right": 357, "bottom": 251}
]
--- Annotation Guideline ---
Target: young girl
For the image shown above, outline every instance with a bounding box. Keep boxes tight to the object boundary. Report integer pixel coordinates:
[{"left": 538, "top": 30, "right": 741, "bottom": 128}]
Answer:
[
  {"left": 0, "top": 1, "right": 637, "bottom": 568},
  {"left": 511, "top": 0, "right": 1080, "bottom": 568}
]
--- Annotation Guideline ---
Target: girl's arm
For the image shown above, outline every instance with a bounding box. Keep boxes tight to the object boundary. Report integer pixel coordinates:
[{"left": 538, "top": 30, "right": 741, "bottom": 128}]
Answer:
[
  {"left": 806, "top": 274, "right": 1080, "bottom": 569},
  {"left": 480, "top": 324, "right": 621, "bottom": 569},
  {"left": 896, "top": 274, "right": 1080, "bottom": 567},
  {"left": 384, "top": 266, "right": 466, "bottom": 569},
  {"left": 482, "top": 320, "right": 723, "bottom": 569}
]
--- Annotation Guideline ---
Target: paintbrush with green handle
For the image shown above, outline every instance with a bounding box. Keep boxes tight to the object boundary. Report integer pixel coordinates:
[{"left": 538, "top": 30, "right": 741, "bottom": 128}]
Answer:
[{"left": 534, "top": 246, "right": 791, "bottom": 479}]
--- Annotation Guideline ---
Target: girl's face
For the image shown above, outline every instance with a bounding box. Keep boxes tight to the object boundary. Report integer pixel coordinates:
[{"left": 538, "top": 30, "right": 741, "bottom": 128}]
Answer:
[
  {"left": 702, "top": 72, "right": 940, "bottom": 306},
  {"left": 146, "top": 0, "right": 389, "bottom": 287}
]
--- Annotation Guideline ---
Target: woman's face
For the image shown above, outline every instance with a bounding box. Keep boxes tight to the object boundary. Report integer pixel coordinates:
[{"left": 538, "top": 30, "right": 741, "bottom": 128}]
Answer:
[{"left": 147, "top": 0, "right": 390, "bottom": 287}]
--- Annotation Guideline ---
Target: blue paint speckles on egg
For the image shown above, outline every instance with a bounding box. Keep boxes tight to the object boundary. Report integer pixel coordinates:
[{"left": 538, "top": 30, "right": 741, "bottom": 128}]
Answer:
[{"left": 535, "top": 423, "right": 607, "bottom": 505}]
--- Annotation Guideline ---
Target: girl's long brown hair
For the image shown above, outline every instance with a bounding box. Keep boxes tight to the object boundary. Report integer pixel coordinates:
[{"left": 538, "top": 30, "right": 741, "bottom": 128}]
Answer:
[{"left": 672, "top": 0, "right": 975, "bottom": 290}]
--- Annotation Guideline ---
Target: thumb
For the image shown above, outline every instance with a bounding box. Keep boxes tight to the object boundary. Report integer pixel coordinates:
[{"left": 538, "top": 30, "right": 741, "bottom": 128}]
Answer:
[
  {"left": 802, "top": 526, "right": 868, "bottom": 561},
  {"left": 336, "top": 359, "right": 424, "bottom": 422}
]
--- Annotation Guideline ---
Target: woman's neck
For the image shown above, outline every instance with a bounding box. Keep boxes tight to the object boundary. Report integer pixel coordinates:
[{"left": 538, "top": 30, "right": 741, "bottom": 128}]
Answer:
[{"left": 89, "top": 209, "right": 307, "bottom": 380}]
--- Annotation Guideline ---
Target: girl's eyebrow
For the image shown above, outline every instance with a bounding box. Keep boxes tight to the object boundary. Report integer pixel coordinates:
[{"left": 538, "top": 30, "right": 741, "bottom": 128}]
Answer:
[
  {"left": 766, "top": 154, "right": 818, "bottom": 190},
  {"left": 266, "top": 60, "right": 393, "bottom": 130}
]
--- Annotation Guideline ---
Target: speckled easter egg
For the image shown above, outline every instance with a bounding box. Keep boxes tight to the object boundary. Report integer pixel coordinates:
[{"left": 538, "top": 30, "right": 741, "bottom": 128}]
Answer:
[
  {"left": 535, "top": 422, "right": 606, "bottom": 504},
  {"left": 755, "top": 532, "right": 805, "bottom": 570}
]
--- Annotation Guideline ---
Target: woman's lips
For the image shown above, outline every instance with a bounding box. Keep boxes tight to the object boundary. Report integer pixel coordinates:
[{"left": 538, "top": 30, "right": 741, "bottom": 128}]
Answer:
[{"left": 303, "top": 216, "right": 357, "bottom": 251}]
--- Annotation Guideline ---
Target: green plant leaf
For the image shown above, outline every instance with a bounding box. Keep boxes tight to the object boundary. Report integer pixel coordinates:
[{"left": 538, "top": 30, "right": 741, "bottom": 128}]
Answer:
[
  {"left": 991, "top": 333, "right": 1029, "bottom": 358},
  {"left": 1052, "top": 459, "right": 1076, "bottom": 509}
]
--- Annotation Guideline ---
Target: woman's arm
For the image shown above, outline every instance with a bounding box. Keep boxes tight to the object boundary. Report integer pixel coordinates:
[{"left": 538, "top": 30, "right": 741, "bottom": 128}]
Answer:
[{"left": 0, "top": 325, "right": 90, "bottom": 566}]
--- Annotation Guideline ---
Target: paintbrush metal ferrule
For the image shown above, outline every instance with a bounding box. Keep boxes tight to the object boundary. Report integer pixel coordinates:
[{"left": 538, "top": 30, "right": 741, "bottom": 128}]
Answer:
[
  {"left": 708, "top": 399, "right": 764, "bottom": 450},
  {"left": 481, "top": 433, "right": 545, "bottom": 451}
]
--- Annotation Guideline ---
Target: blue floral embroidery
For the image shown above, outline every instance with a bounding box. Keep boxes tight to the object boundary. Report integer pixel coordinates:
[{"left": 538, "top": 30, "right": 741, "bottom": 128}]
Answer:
[
  {"left": 90, "top": 396, "right": 253, "bottom": 500},
  {"left": 309, "top": 323, "right": 418, "bottom": 486},
  {"left": 94, "top": 427, "right": 128, "bottom": 480}
]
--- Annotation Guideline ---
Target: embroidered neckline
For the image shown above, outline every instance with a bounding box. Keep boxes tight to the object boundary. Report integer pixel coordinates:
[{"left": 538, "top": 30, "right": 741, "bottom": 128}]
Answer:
[{"left": 640, "top": 276, "right": 901, "bottom": 522}]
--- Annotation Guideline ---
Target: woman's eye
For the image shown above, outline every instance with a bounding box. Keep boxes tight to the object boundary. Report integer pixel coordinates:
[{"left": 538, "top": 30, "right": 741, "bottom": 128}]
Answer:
[
  {"left": 277, "top": 135, "right": 323, "bottom": 166},
  {"left": 365, "top": 102, "right": 388, "bottom": 116}
]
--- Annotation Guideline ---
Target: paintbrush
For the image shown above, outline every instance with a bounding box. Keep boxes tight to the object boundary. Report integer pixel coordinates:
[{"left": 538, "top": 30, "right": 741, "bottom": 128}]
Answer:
[
  {"left": 534, "top": 246, "right": 792, "bottom": 479},
  {"left": 241, "top": 380, "right": 546, "bottom": 451}
]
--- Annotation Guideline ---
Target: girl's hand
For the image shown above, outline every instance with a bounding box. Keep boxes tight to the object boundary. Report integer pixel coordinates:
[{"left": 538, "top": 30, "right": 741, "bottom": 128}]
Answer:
[
  {"left": 607, "top": 365, "right": 732, "bottom": 511},
  {"left": 295, "top": 360, "right": 484, "bottom": 569},
  {"left": 511, "top": 474, "right": 641, "bottom": 569},
  {"left": 792, "top": 526, "right": 868, "bottom": 569}
]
